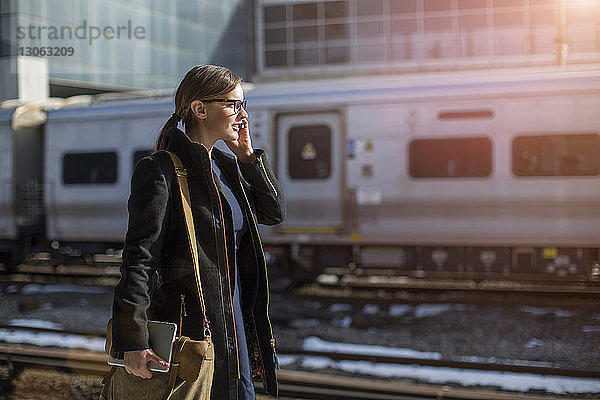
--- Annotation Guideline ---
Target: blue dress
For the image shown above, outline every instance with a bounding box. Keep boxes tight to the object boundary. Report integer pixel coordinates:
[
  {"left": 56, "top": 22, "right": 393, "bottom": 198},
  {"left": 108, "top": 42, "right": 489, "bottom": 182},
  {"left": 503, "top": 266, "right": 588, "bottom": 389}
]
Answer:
[{"left": 211, "top": 159, "right": 256, "bottom": 400}]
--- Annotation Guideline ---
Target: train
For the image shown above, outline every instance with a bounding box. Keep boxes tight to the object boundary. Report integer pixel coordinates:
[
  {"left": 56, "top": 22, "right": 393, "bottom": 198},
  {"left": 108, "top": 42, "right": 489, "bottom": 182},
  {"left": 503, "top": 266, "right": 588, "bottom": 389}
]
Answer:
[{"left": 1, "top": 64, "right": 600, "bottom": 290}]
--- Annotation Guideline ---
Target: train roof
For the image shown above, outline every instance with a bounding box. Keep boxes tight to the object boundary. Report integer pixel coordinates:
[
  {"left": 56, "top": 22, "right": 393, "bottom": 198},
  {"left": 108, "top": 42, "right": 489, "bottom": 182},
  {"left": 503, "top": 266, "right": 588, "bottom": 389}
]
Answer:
[
  {"left": 247, "top": 64, "right": 600, "bottom": 106},
  {"left": 4, "top": 65, "right": 600, "bottom": 128}
]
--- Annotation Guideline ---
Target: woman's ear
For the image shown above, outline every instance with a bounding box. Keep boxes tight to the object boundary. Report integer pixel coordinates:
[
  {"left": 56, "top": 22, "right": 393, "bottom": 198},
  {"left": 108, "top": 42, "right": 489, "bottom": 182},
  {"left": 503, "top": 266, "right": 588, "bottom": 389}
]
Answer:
[{"left": 190, "top": 100, "right": 207, "bottom": 120}]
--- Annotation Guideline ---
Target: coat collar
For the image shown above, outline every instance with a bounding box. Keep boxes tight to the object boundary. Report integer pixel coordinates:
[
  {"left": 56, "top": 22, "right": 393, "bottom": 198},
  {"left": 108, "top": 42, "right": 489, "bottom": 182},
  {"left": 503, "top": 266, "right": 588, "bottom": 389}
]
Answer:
[{"left": 164, "top": 126, "right": 238, "bottom": 178}]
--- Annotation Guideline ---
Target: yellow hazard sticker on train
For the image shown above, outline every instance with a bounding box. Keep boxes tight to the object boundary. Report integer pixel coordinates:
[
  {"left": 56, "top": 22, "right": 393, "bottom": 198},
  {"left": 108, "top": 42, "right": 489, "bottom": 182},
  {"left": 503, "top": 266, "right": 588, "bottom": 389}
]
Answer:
[
  {"left": 543, "top": 247, "right": 558, "bottom": 259},
  {"left": 301, "top": 142, "right": 317, "bottom": 160}
]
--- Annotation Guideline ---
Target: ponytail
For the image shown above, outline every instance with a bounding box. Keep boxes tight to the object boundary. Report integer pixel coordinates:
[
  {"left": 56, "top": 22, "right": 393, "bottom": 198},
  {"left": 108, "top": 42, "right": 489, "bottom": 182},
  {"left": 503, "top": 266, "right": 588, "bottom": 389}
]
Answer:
[{"left": 154, "top": 113, "right": 180, "bottom": 152}]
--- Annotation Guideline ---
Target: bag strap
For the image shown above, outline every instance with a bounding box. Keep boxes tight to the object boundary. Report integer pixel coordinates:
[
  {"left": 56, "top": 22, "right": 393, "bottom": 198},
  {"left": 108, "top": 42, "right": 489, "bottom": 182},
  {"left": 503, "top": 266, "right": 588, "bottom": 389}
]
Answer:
[{"left": 164, "top": 151, "right": 211, "bottom": 339}]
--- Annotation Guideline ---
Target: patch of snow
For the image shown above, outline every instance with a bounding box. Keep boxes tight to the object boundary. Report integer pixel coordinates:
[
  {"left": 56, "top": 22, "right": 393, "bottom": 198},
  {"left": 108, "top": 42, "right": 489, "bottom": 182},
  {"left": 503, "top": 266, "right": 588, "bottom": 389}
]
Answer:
[
  {"left": 21, "top": 283, "right": 109, "bottom": 295},
  {"left": 525, "top": 338, "right": 544, "bottom": 349},
  {"left": 329, "top": 303, "right": 353, "bottom": 313},
  {"left": 456, "top": 355, "right": 553, "bottom": 368},
  {"left": 413, "top": 304, "right": 452, "bottom": 318},
  {"left": 303, "top": 337, "right": 442, "bottom": 360},
  {"left": 362, "top": 304, "right": 380, "bottom": 315},
  {"left": 289, "top": 318, "right": 320, "bottom": 328},
  {"left": 9, "top": 319, "right": 63, "bottom": 330},
  {"left": 0, "top": 329, "right": 104, "bottom": 352},
  {"left": 307, "top": 301, "right": 322, "bottom": 309},
  {"left": 451, "top": 304, "right": 476, "bottom": 312},
  {"left": 388, "top": 304, "right": 411, "bottom": 317},
  {"left": 519, "top": 306, "right": 573, "bottom": 318},
  {"left": 6, "top": 285, "right": 19, "bottom": 294},
  {"left": 279, "top": 355, "right": 600, "bottom": 394},
  {"left": 331, "top": 316, "right": 352, "bottom": 328},
  {"left": 582, "top": 326, "right": 600, "bottom": 333}
]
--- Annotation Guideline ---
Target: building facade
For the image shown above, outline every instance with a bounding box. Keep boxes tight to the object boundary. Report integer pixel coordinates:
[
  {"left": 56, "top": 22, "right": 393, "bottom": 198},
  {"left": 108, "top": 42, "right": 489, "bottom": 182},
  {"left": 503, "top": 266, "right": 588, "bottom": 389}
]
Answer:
[
  {"left": 256, "top": 0, "right": 600, "bottom": 80},
  {"left": 0, "top": 0, "right": 254, "bottom": 98}
]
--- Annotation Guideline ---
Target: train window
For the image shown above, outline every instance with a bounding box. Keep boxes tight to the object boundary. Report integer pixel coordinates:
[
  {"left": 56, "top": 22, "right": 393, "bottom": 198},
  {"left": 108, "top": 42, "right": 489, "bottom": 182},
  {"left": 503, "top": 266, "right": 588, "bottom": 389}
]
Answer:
[
  {"left": 63, "top": 152, "right": 118, "bottom": 184},
  {"left": 512, "top": 133, "right": 600, "bottom": 176},
  {"left": 409, "top": 137, "right": 492, "bottom": 178},
  {"left": 264, "top": 5, "right": 286, "bottom": 23},
  {"left": 288, "top": 125, "right": 331, "bottom": 179},
  {"left": 133, "top": 149, "right": 153, "bottom": 170}
]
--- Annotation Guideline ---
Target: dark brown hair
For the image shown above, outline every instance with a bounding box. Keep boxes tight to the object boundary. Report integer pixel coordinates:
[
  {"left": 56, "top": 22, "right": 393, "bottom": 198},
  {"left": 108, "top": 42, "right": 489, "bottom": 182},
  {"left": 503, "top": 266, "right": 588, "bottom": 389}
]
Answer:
[{"left": 155, "top": 65, "right": 242, "bottom": 151}]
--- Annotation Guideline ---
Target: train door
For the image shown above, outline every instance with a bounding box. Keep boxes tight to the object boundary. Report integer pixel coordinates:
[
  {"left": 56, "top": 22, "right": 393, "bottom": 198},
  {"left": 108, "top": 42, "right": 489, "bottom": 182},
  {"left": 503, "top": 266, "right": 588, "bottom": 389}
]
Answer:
[{"left": 276, "top": 113, "right": 344, "bottom": 232}]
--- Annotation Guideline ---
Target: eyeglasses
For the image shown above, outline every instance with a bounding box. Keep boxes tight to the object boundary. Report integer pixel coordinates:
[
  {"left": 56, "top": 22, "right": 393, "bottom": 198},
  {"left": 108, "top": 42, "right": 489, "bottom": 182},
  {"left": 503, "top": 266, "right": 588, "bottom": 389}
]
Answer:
[{"left": 201, "top": 99, "right": 247, "bottom": 114}]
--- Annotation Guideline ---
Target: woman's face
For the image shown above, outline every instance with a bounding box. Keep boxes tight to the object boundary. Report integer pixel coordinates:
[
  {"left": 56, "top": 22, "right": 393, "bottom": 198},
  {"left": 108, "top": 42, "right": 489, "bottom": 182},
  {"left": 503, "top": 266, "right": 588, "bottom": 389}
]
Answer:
[{"left": 203, "top": 83, "right": 248, "bottom": 143}]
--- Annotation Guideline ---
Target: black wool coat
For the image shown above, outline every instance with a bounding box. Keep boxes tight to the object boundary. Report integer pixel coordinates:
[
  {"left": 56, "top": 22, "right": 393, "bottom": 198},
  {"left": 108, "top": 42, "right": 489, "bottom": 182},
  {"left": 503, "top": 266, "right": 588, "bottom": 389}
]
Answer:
[{"left": 111, "top": 127, "right": 285, "bottom": 399}]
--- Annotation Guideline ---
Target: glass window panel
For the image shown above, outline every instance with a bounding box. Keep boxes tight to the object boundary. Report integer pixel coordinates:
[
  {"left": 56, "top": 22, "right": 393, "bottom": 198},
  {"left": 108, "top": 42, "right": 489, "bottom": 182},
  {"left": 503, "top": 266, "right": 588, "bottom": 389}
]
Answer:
[
  {"left": 493, "top": 0, "right": 523, "bottom": 7},
  {"left": 325, "top": 1, "right": 348, "bottom": 18},
  {"left": 358, "top": 21, "right": 384, "bottom": 38},
  {"left": 459, "top": 32, "right": 489, "bottom": 56},
  {"left": 63, "top": 152, "right": 118, "bottom": 184},
  {"left": 358, "top": 44, "right": 385, "bottom": 61},
  {"left": 567, "top": 4, "right": 598, "bottom": 25},
  {"left": 568, "top": 29, "right": 599, "bottom": 53},
  {"left": 265, "top": 28, "right": 287, "bottom": 45},
  {"left": 391, "top": 40, "right": 415, "bottom": 60},
  {"left": 46, "top": 0, "right": 66, "bottom": 22},
  {"left": 530, "top": 8, "right": 556, "bottom": 27},
  {"left": 530, "top": 0, "right": 556, "bottom": 5},
  {"left": 264, "top": 5, "right": 286, "bottom": 23},
  {"left": 288, "top": 125, "right": 331, "bottom": 179},
  {"left": 459, "top": 14, "right": 487, "bottom": 32},
  {"left": 425, "top": 40, "right": 455, "bottom": 58},
  {"left": 494, "top": 11, "right": 524, "bottom": 28},
  {"left": 391, "top": 0, "right": 418, "bottom": 14},
  {"left": 294, "top": 48, "right": 319, "bottom": 65},
  {"left": 424, "top": 0, "right": 452, "bottom": 12},
  {"left": 294, "top": 25, "right": 318, "bottom": 43},
  {"left": 326, "top": 23, "right": 348, "bottom": 41},
  {"left": 133, "top": 149, "right": 152, "bottom": 171},
  {"left": 294, "top": 3, "right": 318, "bottom": 20},
  {"left": 410, "top": 138, "right": 492, "bottom": 178},
  {"left": 513, "top": 133, "right": 600, "bottom": 176},
  {"left": 459, "top": 0, "right": 487, "bottom": 10},
  {"left": 357, "top": 0, "right": 383, "bottom": 16},
  {"left": 326, "top": 46, "right": 350, "bottom": 63},
  {"left": 530, "top": 26, "right": 555, "bottom": 54},
  {"left": 116, "top": 42, "right": 134, "bottom": 72},
  {"left": 265, "top": 50, "right": 287, "bottom": 67},
  {"left": 424, "top": 16, "right": 452, "bottom": 32},
  {"left": 392, "top": 19, "right": 418, "bottom": 36},
  {"left": 495, "top": 34, "right": 524, "bottom": 55}
]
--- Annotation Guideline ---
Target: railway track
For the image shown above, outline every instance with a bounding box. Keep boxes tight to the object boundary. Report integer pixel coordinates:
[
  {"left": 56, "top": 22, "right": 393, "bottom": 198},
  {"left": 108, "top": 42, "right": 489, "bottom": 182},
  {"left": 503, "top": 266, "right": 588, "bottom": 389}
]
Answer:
[
  {"left": 316, "top": 270, "right": 600, "bottom": 297},
  {"left": 0, "top": 326, "right": 595, "bottom": 400},
  {"left": 3, "top": 263, "right": 600, "bottom": 297},
  {"left": 2, "top": 325, "right": 596, "bottom": 380},
  {"left": 0, "top": 344, "right": 576, "bottom": 400}
]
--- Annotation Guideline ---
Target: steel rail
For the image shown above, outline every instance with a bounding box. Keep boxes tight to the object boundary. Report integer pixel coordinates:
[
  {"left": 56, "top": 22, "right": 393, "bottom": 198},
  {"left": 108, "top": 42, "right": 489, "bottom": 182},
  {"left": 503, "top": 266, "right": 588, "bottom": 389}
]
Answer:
[{"left": 0, "top": 343, "right": 589, "bottom": 400}]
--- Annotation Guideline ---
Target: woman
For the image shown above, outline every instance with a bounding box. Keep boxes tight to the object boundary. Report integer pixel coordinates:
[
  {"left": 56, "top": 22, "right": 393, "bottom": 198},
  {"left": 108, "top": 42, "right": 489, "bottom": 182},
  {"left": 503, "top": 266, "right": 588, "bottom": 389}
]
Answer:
[{"left": 103, "top": 65, "right": 284, "bottom": 400}]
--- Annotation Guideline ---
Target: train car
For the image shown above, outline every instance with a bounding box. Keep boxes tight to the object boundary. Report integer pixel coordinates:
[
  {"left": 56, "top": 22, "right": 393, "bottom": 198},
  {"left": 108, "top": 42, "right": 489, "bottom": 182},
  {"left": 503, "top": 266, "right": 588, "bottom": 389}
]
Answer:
[
  {"left": 246, "top": 65, "right": 600, "bottom": 288},
  {"left": 2, "top": 65, "right": 600, "bottom": 289},
  {"left": 43, "top": 97, "right": 171, "bottom": 256},
  {"left": 0, "top": 107, "right": 16, "bottom": 266}
]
